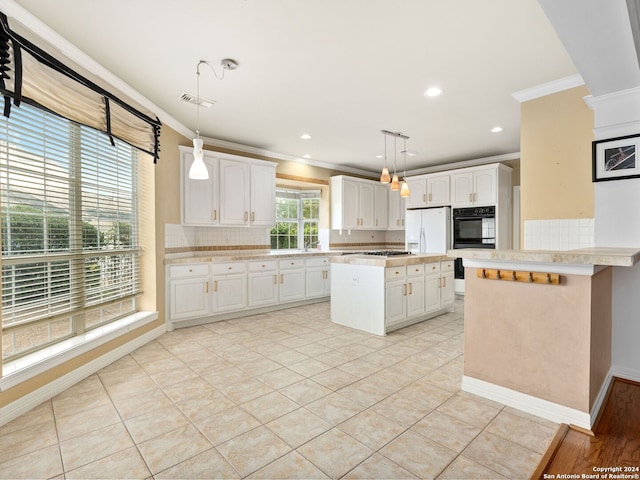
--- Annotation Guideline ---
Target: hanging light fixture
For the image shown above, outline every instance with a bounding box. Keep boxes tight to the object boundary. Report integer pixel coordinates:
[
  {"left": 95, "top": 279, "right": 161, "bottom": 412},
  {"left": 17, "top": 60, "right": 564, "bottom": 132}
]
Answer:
[
  {"left": 188, "top": 59, "right": 238, "bottom": 180},
  {"left": 390, "top": 135, "right": 400, "bottom": 190},
  {"left": 379, "top": 133, "right": 390, "bottom": 183},
  {"left": 400, "top": 137, "right": 411, "bottom": 197}
]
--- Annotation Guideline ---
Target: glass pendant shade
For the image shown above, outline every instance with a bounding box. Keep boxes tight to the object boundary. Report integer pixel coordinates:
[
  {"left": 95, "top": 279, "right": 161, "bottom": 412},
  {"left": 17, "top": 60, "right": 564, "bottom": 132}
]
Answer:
[
  {"left": 390, "top": 173, "right": 400, "bottom": 191},
  {"left": 380, "top": 166, "right": 391, "bottom": 183},
  {"left": 189, "top": 138, "right": 209, "bottom": 180},
  {"left": 400, "top": 180, "right": 410, "bottom": 197}
]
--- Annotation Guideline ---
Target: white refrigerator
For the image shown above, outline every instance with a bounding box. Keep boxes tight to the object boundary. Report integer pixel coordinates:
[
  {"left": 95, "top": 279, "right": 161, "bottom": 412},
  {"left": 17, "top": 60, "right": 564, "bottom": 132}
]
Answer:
[{"left": 405, "top": 206, "right": 451, "bottom": 254}]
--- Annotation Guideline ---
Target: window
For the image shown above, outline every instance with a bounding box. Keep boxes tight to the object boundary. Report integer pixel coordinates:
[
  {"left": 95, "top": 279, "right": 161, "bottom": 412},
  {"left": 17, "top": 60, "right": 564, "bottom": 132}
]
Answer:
[
  {"left": 270, "top": 189, "right": 320, "bottom": 250},
  {"left": 0, "top": 103, "right": 140, "bottom": 361}
]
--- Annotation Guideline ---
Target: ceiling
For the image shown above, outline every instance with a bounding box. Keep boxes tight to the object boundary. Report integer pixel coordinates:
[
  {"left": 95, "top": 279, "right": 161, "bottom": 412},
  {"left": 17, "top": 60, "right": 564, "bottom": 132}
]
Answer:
[{"left": 0, "top": 1, "right": 592, "bottom": 173}]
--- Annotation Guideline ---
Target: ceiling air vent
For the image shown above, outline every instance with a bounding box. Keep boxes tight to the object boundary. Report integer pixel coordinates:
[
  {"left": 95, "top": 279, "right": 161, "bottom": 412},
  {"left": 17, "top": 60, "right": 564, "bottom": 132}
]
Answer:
[{"left": 179, "top": 92, "right": 215, "bottom": 108}]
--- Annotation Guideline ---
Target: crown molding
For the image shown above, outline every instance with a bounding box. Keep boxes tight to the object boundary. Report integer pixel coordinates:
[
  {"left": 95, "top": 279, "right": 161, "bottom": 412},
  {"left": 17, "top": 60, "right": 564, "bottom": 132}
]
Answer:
[
  {"left": 511, "top": 74, "right": 585, "bottom": 103},
  {"left": 406, "top": 152, "right": 520, "bottom": 176},
  {"left": 0, "top": 0, "right": 193, "bottom": 140}
]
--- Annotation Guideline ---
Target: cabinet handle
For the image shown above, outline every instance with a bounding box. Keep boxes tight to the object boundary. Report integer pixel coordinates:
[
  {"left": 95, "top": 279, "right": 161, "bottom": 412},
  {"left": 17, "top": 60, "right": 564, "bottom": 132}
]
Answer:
[
  {"left": 251, "top": 211, "right": 255, "bottom": 222},
  {"left": 442, "top": 276, "right": 446, "bottom": 287},
  {"left": 428, "top": 193, "right": 432, "bottom": 202},
  {"left": 438, "top": 278, "right": 442, "bottom": 288},
  {"left": 205, "top": 281, "right": 209, "bottom": 293},
  {"left": 212, "top": 210, "right": 217, "bottom": 221},
  {"left": 409, "top": 282, "right": 413, "bottom": 295},
  {"left": 423, "top": 194, "right": 426, "bottom": 202},
  {"left": 376, "top": 218, "right": 378, "bottom": 226},
  {"left": 403, "top": 284, "right": 407, "bottom": 296},
  {"left": 474, "top": 192, "right": 477, "bottom": 202},
  {"left": 280, "top": 274, "right": 284, "bottom": 284},
  {"left": 401, "top": 219, "right": 404, "bottom": 227},
  {"left": 469, "top": 193, "right": 473, "bottom": 202},
  {"left": 244, "top": 211, "right": 248, "bottom": 222},
  {"left": 273, "top": 274, "right": 277, "bottom": 284},
  {"left": 213, "top": 280, "right": 218, "bottom": 292},
  {"left": 396, "top": 219, "right": 400, "bottom": 226}
]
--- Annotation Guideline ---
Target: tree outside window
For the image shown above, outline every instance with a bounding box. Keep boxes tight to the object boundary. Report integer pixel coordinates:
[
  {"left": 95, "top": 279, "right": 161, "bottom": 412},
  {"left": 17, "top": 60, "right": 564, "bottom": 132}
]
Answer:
[{"left": 270, "top": 190, "right": 320, "bottom": 250}]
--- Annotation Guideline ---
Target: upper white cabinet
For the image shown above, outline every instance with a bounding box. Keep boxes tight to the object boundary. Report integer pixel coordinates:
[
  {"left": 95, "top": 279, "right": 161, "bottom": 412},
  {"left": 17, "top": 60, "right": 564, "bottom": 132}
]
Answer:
[
  {"left": 180, "top": 146, "right": 276, "bottom": 227},
  {"left": 406, "top": 173, "right": 450, "bottom": 208},
  {"left": 388, "top": 191, "right": 405, "bottom": 230},
  {"left": 451, "top": 167, "right": 497, "bottom": 207},
  {"left": 331, "top": 176, "right": 389, "bottom": 230},
  {"left": 181, "top": 152, "right": 219, "bottom": 225}
]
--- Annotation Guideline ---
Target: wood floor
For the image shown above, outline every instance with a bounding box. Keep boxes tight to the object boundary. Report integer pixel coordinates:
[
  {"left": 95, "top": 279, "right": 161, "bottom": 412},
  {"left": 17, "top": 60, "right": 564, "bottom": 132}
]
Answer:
[{"left": 534, "top": 377, "right": 640, "bottom": 478}]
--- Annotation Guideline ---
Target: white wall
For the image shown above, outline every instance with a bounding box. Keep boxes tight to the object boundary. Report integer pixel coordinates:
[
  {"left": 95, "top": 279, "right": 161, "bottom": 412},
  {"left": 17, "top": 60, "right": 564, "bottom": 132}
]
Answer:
[{"left": 590, "top": 86, "right": 640, "bottom": 381}]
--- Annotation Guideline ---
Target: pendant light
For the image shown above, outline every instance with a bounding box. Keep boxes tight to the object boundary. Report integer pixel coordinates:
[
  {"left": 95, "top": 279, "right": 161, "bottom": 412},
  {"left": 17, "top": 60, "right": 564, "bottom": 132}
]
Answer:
[
  {"left": 390, "top": 135, "right": 400, "bottom": 190},
  {"left": 188, "top": 59, "right": 239, "bottom": 180},
  {"left": 189, "top": 63, "right": 208, "bottom": 180},
  {"left": 400, "top": 137, "right": 411, "bottom": 197},
  {"left": 379, "top": 134, "right": 391, "bottom": 183}
]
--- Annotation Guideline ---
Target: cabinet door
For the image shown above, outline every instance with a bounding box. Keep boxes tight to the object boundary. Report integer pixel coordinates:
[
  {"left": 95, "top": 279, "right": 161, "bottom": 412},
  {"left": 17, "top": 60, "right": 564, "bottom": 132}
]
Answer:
[
  {"left": 250, "top": 164, "right": 276, "bottom": 226},
  {"left": 182, "top": 155, "right": 219, "bottom": 225},
  {"left": 374, "top": 184, "right": 388, "bottom": 229},
  {"left": 451, "top": 172, "right": 474, "bottom": 207},
  {"left": 248, "top": 272, "right": 278, "bottom": 307},
  {"left": 279, "top": 269, "right": 305, "bottom": 302},
  {"left": 342, "top": 179, "right": 360, "bottom": 229},
  {"left": 213, "top": 274, "right": 246, "bottom": 312},
  {"left": 473, "top": 169, "right": 497, "bottom": 205},
  {"left": 219, "top": 159, "right": 250, "bottom": 225},
  {"left": 406, "top": 276, "right": 425, "bottom": 318},
  {"left": 427, "top": 174, "right": 450, "bottom": 206},
  {"left": 305, "top": 268, "right": 326, "bottom": 299},
  {"left": 385, "top": 279, "right": 407, "bottom": 325},
  {"left": 425, "top": 274, "right": 442, "bottom": 314},
  {"left": 359, "top": 183, "right": 375, "bottom": 229},
  {"left": 440, "top": 272, "right": 455, "bottom": 307},
  {"left": 406, "top": 179, "right": 427, "bottom": 208},
  {"left": 388, "top": 190, "right": 401, "bottom": 230},
  {"left": 169, "top": 278, "right": 210, "bottom": 320}
]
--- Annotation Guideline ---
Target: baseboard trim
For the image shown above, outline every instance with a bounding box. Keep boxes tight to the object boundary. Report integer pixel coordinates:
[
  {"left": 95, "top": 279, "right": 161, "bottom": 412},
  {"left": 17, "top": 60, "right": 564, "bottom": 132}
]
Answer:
[
  {"left": 589, "top": 369, "right": 614, "bottom": 430},
  {"left": 461, "top": 375, "right": 592, "bottom": 429},
  {"left": 0, "top": 324, "right": 165, "bottom": 427},
  {"left": 611, "top": 365, "right": 640, "bottom": 383}
]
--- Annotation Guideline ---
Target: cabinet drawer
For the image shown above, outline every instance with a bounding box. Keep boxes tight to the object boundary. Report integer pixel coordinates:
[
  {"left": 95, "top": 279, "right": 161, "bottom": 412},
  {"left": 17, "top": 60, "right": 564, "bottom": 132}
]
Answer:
[
  {"left": 424, "top": 262, "right": 441, "bottom": 275},
  {"left": 440, "top": 261, "right": 455, "bottom": 272},
  {"left": 306, "top": 257, "right": 329, "bottom": 267},
  {"left": 279, "top": 259, "right": 305, "bottom": 270},
  {"left": 212, "top": 262, "right": 247, "bottom": 275},
  {"left": 248, "top": 260, "right": 277, "bottom": 272},
  {"left": 169, "top": 264, "right": 209, "bottom": 278},
  {"left": 406, "top": 264, "right": 425, "bottom": 276},
  {"left": 385, "top": 267, "right": 406, "bottom": 281}
]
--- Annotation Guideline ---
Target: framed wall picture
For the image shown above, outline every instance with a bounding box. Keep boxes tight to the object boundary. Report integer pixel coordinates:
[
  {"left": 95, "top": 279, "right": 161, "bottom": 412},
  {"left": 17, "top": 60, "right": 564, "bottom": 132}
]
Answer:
[{"left": 592, "top": 133, "right": 640, "bottom": 182}]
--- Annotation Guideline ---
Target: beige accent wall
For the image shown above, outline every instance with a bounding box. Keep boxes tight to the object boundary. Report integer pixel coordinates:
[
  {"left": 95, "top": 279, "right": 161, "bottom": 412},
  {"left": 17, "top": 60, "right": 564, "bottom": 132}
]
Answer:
[
  {"left": 463, "top": 265, "right": 611, "bottom": 413},
  {"left": 520, "top": 86, "right": 594, "bottom": 222}
]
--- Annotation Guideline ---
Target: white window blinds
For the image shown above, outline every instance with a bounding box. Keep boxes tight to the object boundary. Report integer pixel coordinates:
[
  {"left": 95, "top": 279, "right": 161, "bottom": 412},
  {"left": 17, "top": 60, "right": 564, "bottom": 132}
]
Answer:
[{"left": 1, "top": 102, "right": 140, "bottom": 360}]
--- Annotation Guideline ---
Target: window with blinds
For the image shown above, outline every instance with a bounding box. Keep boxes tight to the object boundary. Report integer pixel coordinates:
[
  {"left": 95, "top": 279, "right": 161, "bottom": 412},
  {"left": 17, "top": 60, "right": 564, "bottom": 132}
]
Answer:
[{"left": 0, "top": 103, "right": 140, "bottom": 361}]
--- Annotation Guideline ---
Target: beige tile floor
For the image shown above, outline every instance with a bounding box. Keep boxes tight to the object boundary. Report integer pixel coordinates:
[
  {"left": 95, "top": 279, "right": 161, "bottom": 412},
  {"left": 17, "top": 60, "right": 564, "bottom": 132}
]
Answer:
[{"left": 0, "top": 298, "right": 559, "bottom": 479}]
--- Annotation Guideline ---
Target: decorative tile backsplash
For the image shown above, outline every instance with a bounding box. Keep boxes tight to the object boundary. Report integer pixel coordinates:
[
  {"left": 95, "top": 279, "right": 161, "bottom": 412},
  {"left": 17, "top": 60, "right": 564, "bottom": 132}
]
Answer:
[{"left": 524, "top": 218, "right": 594, "bottom": 250}]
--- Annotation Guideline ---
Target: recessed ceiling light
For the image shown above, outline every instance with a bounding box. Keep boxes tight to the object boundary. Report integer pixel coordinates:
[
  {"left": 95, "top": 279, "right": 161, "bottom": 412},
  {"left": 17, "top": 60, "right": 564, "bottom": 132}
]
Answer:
[
  {"left": 490, "top": 126, "right": 504, "bottom": 133},
  {"left": 303, "top": 154, "right": 311, "bottom": 159},
  {"left": 375, "top": 155, "right": 384, "bottom": 159},
  {"left": 424, "top": 87, "right": 443, "bottom": 97},
  {"left": 300, "top": 133, "right": 312, "bottom": 140}
]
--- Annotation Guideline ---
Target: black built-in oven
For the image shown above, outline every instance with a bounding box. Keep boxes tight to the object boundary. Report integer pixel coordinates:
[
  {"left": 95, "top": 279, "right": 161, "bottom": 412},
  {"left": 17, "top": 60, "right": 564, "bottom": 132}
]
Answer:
[{"left": 452, "top": 206, "right": 496, "bottom": 279}]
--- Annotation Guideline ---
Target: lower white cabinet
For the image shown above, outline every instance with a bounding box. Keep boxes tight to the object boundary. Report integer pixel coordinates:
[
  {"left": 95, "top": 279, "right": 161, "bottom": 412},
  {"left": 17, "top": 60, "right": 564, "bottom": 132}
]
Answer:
[
  {"left": 279, "top": 259, "right": 305, "bottom": 302},
  {"left": 385, "top": 267, "right": 408, "bottom": 327},
  {"left": 168, "top": 264, "right": 210, "bottom": 320},
  {"left": 406, "top": 265, "right": 426, "bottom": 318},
  {"left": 212, "top": 262, "right": 247, "bottom": 313},
  {"left": 305, "top": 257, "right": 330, "bottom": 298},
  {"left": 248, "top": 261, "right": 278, "bottom": 307},
  {"left": 425, "top": 261, "right": 455, "bottom": 313}
]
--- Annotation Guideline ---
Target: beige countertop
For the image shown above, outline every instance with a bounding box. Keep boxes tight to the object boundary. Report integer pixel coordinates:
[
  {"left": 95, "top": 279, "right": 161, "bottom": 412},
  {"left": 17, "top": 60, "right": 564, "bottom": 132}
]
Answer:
[
  {"left": 448, "top": 247, "right": 640, "bottom": 267},
  {"left": 329, "top": 253, "right": 449, "bottom": 267},
  {"left": 164, "top": 250, "right": 343, "bottom": 265}
]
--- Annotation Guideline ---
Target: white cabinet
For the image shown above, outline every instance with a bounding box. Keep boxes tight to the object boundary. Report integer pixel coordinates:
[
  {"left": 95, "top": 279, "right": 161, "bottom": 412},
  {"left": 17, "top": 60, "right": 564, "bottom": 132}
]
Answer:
[
  {"left": 388, "top": 190, "right": 405, "bottom": 230},
  {"left": 331, "top": 176, "right": 389, "bottom": 230},
  {"left": 248, "top": 261, "right": 278, "bottom": 307},
  {"left": 374, "top": 185, "right": 388, "bottom": 229},
  {"left": 406, "top": 264, "right": 426, "bottom": 318},
  {"left": 279, "top": 259, "right": 305, "bottom": 302},
  {"left": 426, "top": 174, "right": 450, "bottom": 206},
  {"left": 424, "top": 261, "right": 455, "bottom": 313},
  {"left": 406, "top": 178, "right": 428, "bottom": 208},
  {"left": 180, "top": 146, "right": 276, "bottom": 227},
  {"left": 451, "top": 168, "right": 497, "bottom": 207},
  {"left": 168, "top": 264, "right": 210, "bottom": 320},
  {"left": 385, "top": 267, "right": 407, "bottom": 326},
  {"left": 440, "top": 260, "right": 455, "bottom": 308},
  {"left": 181, "top": 152, "right": 219, "bottom": 225},
  {"left": 212, "top": 262, "right": 247, "bottom": 313},
  {"left": 305, "top": 257, "right": 330, "bottom": 298}
]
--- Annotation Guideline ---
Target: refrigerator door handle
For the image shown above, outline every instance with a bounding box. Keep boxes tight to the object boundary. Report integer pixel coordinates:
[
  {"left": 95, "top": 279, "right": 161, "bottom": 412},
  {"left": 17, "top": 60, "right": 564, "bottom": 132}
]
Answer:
[{"left": 420, "top": 227, "right": 426, "bottom": 253}]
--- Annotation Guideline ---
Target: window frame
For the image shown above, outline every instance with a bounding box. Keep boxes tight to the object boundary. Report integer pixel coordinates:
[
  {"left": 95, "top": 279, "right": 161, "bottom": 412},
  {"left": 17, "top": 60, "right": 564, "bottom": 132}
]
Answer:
[{"left": 271, "top": 189, "right": 320, "bottom": 251}]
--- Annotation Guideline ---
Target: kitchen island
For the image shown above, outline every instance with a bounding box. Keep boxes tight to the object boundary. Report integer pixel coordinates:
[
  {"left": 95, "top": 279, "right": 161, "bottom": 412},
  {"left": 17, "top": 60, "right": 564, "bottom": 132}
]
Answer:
[
  {"left": 329, "top": 253, "right": 455, "bottom": 335},
  {"left": 452, "top": 247, "right": 640, "bottom": 430}
]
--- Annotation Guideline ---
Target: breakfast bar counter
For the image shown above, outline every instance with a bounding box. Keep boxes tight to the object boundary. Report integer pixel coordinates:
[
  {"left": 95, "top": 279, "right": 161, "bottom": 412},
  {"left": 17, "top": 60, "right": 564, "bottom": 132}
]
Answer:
[{"left": 451, "top": 247, "right": 640, "bottom": 430}]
